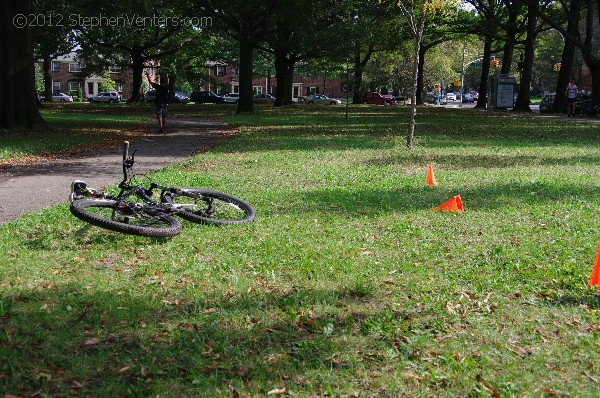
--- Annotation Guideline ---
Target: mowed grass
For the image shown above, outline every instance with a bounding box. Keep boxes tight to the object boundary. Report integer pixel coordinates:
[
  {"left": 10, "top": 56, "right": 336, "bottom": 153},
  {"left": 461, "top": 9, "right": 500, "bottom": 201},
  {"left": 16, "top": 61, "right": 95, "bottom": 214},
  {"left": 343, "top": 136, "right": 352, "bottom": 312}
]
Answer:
[
  {"left": 0, "top": 103, "right": 149, "bottom": 162},
  {"left": 1, "top": 105, "right": 600, "bottom": 397}
]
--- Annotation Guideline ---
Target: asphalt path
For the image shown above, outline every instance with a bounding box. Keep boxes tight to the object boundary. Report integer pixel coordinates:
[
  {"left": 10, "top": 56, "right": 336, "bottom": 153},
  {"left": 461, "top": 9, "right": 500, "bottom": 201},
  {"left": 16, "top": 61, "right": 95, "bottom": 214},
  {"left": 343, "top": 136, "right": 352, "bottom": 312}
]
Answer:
[{"left": 0, "top": 118, "right": 232, "bottom": 225}]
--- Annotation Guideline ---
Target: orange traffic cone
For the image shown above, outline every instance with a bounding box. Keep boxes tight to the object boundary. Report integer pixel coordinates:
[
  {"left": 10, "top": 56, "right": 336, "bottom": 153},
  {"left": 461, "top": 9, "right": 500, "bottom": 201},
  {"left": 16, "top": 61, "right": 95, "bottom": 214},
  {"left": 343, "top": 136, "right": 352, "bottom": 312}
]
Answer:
[
  {"left": 433, "top": 195, "right": 464, "bottom": 212},
  {"left": 588, "top": 244, "right": 600, "bottom": 289},
  {"left": 426, "top": 165, "right": 438, "bottom": 186}
]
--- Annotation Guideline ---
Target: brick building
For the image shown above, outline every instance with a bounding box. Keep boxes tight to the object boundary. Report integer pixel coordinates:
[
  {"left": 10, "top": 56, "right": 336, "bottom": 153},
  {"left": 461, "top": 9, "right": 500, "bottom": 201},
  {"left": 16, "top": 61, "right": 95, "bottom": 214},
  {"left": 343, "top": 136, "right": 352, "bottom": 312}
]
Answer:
[
  {"left": 204, "top": 62, "right": 353, "bottom": 101},
  {"left": 39, "top": 53, "right": 134, "bottom": 100}
]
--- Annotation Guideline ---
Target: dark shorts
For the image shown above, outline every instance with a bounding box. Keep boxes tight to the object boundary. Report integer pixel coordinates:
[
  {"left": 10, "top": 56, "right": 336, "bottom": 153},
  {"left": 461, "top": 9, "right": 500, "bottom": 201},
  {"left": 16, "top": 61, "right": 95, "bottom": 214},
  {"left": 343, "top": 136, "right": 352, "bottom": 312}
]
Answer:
[
  {"left": 567, "top": 98, "right": 577, "bottom": 104},
  {"left": 156, "top": 103, "right": 168, "bottom": 118}
]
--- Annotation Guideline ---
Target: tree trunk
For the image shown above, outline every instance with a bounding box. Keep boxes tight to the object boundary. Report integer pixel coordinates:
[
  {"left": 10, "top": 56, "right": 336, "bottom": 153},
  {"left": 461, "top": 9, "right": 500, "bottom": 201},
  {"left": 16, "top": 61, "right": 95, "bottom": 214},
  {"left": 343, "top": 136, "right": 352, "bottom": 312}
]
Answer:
[
  {"left": 128, "top": 50, "right": 145, "bottom": 103},
  {"left": 283, "top": 61, "right": 295, "bottom": 106},
  {"left": 475, "top": 37, "right": 492, "bottom": 109},
  {"left": 407, "top": 1, "right": 429, "bottom": 149},
  {"left": 274, "top": 50, "right": 295, "bottom": 106},
  {"left": 416, "top": 45, "right": 426, "bottom": 105},
  {"left": 43, "top": 54, "right": 53, "bottom": 101},
  {"left": 513, "top": 1, "right": 538, "bottom": 112},
  {"left": 352, "top": 52, "right": 364, "bottom": 104},
  {"left": 0, "top": 0, "right": 46, "bottom": 130},
  {"left": 237, "top": 37, "right": 254, "bottom": 114},
  {"left": 553, "top": 0, "right": 581, "bottom": 112},
  {"left": 500, "top": 0, "right": 521, "bottom": 75},
  {"left": 352, "top": 47, "right": 375, "bottom": 104}
]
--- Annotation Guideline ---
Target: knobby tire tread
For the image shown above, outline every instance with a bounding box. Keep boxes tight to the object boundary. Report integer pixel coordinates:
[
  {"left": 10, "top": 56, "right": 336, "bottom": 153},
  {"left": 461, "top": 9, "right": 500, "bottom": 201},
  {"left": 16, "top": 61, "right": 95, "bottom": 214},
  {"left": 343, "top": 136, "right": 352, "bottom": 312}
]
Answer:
[
  {"left": 70, "top": 198, "right": 182, "bottom": 237},
  {"left": 164, "top": 189, "right": 255, "bottom": 225}
]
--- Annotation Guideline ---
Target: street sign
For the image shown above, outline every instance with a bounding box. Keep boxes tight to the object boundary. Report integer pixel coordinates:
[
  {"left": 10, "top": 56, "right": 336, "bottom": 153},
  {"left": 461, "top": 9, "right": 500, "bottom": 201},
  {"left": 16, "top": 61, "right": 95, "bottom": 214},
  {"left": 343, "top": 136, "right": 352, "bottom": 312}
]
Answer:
[{"left": 470, "top": 62, "right": 482, "bottom": 67}]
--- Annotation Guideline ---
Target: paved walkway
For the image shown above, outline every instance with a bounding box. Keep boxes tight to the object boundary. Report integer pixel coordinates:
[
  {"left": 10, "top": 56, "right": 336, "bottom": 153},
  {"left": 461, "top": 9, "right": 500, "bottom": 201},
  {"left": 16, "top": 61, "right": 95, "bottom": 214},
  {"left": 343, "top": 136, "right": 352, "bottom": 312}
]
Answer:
[{"left": 0, "top": 118, "right": 232, "bottom": 225}]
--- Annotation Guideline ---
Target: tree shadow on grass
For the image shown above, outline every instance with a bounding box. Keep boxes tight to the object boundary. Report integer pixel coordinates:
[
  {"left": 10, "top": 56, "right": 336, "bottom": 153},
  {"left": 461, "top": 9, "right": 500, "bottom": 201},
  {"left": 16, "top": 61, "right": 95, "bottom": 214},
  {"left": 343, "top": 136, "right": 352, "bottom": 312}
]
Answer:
[
  {"left": 285, "top": 181, "right": 600, "bottom": 216},
  {"left": 367, "top": 151, "right": 600, "bottom": 169},
  {"left": 0, "top": 283, "right": 399, "bottom": 396}
]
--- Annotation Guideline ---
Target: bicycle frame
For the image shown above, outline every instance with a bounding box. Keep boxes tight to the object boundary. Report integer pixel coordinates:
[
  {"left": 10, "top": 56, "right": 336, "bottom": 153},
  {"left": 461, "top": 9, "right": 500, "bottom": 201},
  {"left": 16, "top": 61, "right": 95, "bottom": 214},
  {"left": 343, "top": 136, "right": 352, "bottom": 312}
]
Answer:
[
  {"left": 69, "top": 140, "right": 255, "bottom": 235},
  {"left": 71, "top": 141, "right": 205, "bottom": 214}
]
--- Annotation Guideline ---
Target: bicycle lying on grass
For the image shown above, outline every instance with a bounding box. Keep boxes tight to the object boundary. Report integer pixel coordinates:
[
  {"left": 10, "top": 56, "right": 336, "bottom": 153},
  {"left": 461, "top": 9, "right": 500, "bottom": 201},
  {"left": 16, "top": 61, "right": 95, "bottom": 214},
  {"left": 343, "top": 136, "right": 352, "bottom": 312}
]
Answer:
[{"left": 69, "top": 141, "right": 255, "bottom": 237}]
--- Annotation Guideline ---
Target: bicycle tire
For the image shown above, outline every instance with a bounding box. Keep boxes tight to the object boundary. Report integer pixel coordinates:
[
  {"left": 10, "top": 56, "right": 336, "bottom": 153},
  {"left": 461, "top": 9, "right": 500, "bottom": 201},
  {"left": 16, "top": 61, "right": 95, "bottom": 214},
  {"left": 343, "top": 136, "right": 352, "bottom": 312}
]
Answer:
[
  {"left": 163, "top": 189, "right": 255, "bottom": 225},
  {"left": 70, "top": 198, "right": 182, "bottom": 237}
]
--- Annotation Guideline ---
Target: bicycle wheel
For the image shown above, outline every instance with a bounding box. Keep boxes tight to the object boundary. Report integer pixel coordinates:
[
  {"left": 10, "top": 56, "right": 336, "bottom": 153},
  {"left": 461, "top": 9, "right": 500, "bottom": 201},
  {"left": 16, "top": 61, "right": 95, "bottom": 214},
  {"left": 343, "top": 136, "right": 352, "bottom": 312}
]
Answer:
[
  {"left": 163, "top": 189, "right": 255, "bottom": 225},
  {"left": 70, "top": 198, "right": 182, "bottom": 237}
]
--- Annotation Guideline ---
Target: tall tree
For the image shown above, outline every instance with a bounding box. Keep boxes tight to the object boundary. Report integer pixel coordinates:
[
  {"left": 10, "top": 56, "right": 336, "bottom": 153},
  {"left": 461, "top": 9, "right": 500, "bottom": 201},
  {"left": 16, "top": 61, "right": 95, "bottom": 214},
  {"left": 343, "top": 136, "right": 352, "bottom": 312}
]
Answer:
[
  {"left": 551, "top": 0, "right": 582, "bottom": 113},
  {"left": 499, "top": 0, "right": 526, "bottom": 76},
  {"left": 397, "top": 0, "right": 460, "bottom": 149},
  {"left": 260, "top": 0, "right": 338, "bottom": 106},
  {"left": 467, "top": 0, "right": 503, "bottom": 109},
  {"left": 513, "top": 0, "right": 539, "bottom": 111},
  {"left": 74, "top": 0, "right": 191, "bottom": 102},
  {"left": 531, "top": 0, "right": 600, "bottom": 106},
  {"left": 33, "top": 0, "right": 75, "bottom": 102},
  {"left": 1, "top": 0, "right": 46, "bottom": 130},
  {"left": 202, "top": 0, "right": 276, "bottom": 113}
]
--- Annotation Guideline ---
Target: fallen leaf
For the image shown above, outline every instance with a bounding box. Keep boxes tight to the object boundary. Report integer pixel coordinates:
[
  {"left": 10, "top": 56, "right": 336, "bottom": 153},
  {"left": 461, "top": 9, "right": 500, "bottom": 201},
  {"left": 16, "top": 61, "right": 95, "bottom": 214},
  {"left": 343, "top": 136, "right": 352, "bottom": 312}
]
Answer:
[
  {"left": 118, "top": 366, "right": 131, "bottom": 374},
  {"left": 83, "top": 338, "right": 101, "bottom": 346},
  {"left": 267, "top": 387, "right": 287, "bottom": 395},
  {"left": 476, "top": 375, "right": 500, "bottom": 398}
]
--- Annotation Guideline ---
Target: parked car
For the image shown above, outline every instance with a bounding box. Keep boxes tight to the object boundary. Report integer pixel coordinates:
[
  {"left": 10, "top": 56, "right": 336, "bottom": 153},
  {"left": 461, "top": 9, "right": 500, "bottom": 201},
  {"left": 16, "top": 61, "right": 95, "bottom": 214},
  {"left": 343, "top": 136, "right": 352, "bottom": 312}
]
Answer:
[
  {"left": 145, "top": 91, "right": 190, "bottom": 103},
  {"left": 144, "top": 90, "right": 156, "bottom": 103},
  {"left": 462, "top": 93, "right": 475, "bottom": 103},
  {"left": 539, "top": 92, "right": 594, "bottom": 115},
  {"left": 190, "top": 91, "right": 225, "bottom": 104},
  {"left": 446, "top": 92, "right": 457, "bottom": 101},
  {"left": 426, "top": 92, "right": 446, "bottom": 105},
  {"left": 89, "top": 91, "right": 121, "bottom": 103},
  {"left": 362, "top": 92, "right": 395, "bottom": 105},
  {"left": 223, "top": 93, "right": 240, "bottom": 103},
  {"left": 41, "top": 92, "right": 74, "bottom": 102},
  {"left": 174, "top": 92, "right": 190, "bottom": 103},
  {"left": 304, "top": 94, "right": 342, "bottom": 105},
  {"left": 470, "top": 91, "right": 479, "bottom": 101},
  {"left": 254, "top": 93, "right": 276, "bottom": 105}
]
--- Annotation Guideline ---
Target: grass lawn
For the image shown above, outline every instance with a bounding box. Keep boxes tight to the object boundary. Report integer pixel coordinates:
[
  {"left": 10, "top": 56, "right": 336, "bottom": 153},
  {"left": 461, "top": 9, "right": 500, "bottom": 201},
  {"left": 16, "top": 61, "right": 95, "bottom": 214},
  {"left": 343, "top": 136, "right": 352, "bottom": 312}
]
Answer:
[
  {"left": 1, "top": 104, "right": 599, "bottom": 396},
  {"left": 0, "top": 103, "right": 150, "bottom": 164}
]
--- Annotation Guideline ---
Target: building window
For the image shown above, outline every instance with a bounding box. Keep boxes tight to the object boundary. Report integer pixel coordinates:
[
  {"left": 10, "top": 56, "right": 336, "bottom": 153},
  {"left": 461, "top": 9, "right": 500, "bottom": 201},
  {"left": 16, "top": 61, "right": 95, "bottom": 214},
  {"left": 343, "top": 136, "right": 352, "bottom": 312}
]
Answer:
[
  {"left": 116, "top": 82, "right": 124, "bottom": 93},
  {"left": 52, "top": 82, "right": 61, "bottom": 93},
  {"left": 69, "top": 63, "right": 83, "bottom": 72},
  {"left": 234, "top": 67, "right": 239, "bottom": 75},
  {"left": 68, "top": 81, "right": 81, "bottom": 92},
  {"left": 215, "top": 66, "right": 226, "bottom": 76},
  {"left": 253, "top": 86, "right": 262, "bottom": 95},
  {"left": 309, "top": 87, "right": 317, "bottom": 95},
  {"left": 109, "top": 65, "right": 122, "bottom": 74},
  {"left": 87, "top": 82, "right": 95, "bottom": 96},
  {"left": 231, "top": 84, "right": 239, "bottom": 93},
  {"left": 52, "top": 62, "right": 60, "bottom": 72}
]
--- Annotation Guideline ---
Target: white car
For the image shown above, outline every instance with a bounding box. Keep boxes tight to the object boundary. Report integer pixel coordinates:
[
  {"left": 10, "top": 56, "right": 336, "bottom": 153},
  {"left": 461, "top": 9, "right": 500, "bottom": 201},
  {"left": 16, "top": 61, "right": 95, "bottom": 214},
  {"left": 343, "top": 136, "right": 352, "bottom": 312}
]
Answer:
[
  {"left": 304, "top": 94, "right": 341, "bottom": 105},
  {"left": 89, "top": 91, "right": 121, "bottom": 103},
  {"left": 446, "top": 92, "right": 456, "bottom": 101},
  {"left": 40, "top": 92, "right": 73, "bottom": 102},
  {"left": 462, "top": 93, "right": 475, "bottom": 103},
  {"left": 223, "top": 93, "right": 240, "bottom": 103}
]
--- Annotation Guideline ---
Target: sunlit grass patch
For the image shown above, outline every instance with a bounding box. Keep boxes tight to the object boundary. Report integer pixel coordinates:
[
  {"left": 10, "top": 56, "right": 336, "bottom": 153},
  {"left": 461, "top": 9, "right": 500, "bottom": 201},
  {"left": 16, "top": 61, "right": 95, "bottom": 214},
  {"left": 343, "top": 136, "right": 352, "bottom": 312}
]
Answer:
[{"left": 1, "top": 105, "right": 600, "bottom": 396}]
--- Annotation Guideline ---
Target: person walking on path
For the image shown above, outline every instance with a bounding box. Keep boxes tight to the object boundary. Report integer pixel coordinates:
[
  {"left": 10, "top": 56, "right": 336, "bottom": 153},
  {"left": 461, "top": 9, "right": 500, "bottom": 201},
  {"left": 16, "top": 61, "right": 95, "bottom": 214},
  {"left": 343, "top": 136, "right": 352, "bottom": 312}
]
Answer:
[
  {"left": 566, "top": 80, "right": 578, "bottom": 117},
  {"left": 146, "top": 71, "right": 170, "bottom": 132}
]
